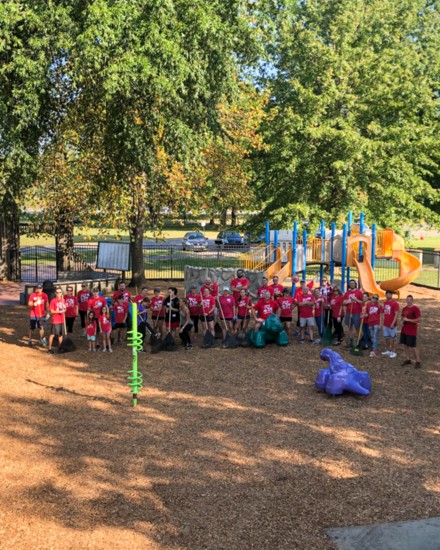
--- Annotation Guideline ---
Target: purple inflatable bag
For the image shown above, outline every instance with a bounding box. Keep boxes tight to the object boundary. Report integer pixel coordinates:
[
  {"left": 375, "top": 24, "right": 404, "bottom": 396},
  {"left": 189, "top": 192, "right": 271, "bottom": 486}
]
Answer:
[{"left": 315, "top": 348, "right": 371, "bottom": 396}]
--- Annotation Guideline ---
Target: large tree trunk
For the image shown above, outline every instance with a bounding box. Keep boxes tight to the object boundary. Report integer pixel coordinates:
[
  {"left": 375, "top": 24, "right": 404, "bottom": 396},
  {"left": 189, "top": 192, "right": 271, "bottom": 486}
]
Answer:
[
  {"left": 231, "top": 207, "right": 237, "bottom": 227},
  {"left": 0, "top": 192, "right": 21, "bottom": 281},
  {"left": 129, "top": 220, "right": 145, "bottom": 288},
  {"left": 55, "top": 214, "right": 75, "bottom": 275},
  {"left": 221, "top": 208, "right": 228, "bottom": 226}
]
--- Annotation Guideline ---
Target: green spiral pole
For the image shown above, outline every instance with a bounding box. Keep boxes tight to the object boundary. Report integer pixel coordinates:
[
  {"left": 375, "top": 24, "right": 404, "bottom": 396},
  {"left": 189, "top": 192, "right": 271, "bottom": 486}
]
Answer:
[{"left": 127, "top": 302, "right": 143, "bottom": 407}]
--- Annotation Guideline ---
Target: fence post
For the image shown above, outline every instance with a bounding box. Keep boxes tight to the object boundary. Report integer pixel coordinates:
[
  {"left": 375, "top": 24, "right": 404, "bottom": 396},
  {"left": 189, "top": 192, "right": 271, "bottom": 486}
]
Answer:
[
  {"left": 35, "top": 247, "right": 38, "bottom": 282},
  {"left": 170, "top": 246, "right": 173, "bottom": 280}
]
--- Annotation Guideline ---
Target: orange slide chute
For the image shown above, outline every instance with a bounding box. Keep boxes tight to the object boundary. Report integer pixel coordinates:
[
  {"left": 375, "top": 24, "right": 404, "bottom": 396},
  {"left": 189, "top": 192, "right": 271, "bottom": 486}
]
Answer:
[{"left": 347, "top": 231, "right": 421, "bottom": 295}]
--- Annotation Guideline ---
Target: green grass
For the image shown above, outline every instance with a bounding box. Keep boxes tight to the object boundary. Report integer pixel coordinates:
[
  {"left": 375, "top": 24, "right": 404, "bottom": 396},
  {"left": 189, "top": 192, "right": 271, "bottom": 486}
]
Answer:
[{"left": 407, "top": 236, "right": 440, "bottom": 250}]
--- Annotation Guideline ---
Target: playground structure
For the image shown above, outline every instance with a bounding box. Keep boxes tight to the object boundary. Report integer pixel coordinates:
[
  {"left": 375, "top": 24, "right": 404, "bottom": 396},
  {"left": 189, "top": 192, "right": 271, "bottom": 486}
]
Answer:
[{"left": 240, "top": 212, "right": 421, "bottom": 295}]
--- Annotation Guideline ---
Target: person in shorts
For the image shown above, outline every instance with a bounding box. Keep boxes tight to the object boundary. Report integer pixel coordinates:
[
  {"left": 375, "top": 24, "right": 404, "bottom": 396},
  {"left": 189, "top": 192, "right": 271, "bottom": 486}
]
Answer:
[
  {"left": 99, "top": 305, "right": 113, "bottom": 352},
  {"left": 163, "top": 287, "right": 180, "bottom": 338},
  {"left": 113, "top": 295, "right": 128, "bottom": 343},
  {"left": 235, "top": 288, "right": 253, "bottom": 334},
  {"left": 366, "top": 294, "right": 383, "bottom": 357},
  {"left": 217, "top": 286, "right": 236, "bottom": 339},
  {"left": 150, "top": 288, "right": 165, "bottom": 337},
  {"left": 297, "top": 285, "right": 316, "bottom": 343},
  {"left": 343, "top": 279, "right": 363, "bottom": 346},
  {"left": 400, "top": 295, "right": 421, "bottom": 368},
  {"left": 277, "top": 288, "right": 296, "bottom": 335},
  {"left": 77, "top": 284, "right": 91, "bottom": 336},
  {"left": 186, "top": 285, "right": 202, "bottom": 342},
  {"left": 86, "top": 311, "right": 97, "bottom": 352},
  {"left": 48, "top": 287, "right": 66, "bottom": 354},
  {"left": 382, "top": 290, "right": 399, "bottom": 358},
  {"left": 28, "top": 283, "right": 49, "bottom": 346},
  {"left": 200, "top": 287, "right": 216, "bottom": 337}
]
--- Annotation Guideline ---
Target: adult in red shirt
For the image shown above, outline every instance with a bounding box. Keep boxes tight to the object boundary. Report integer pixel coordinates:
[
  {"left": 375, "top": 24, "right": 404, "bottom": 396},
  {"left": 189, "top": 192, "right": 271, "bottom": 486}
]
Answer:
[
  {"left": 231, "top": 269, "right": 250, "bottom": 302},
  {"left": 277, "top": 288, "right": 296, "bottom": 334},
  {"left": 87, "top": 288, "right": 107, "bottom": 334},
  {"left": 64, "top": 286, "right": 79, "bottom": 334},
  {"left": 257, "top": 277, "right": 274, "bottom": 299},
  {"left": 77, "top": 283, "right": 91, "bottom": 336},
  {"left": 112, "top": 282, "right": 131, "bottom": 304},
  {"left": 133, "top": 287, "right": 149, "bottom": 307},
  {"left": 329, "top": 287, "right": 344, "bottom": 345},
  {"left": 235, "top": 288, "right": 253, "bottom": 334},
  {"left": 297, "top": 286, "right": 316, "bottom": 343},
  {"left": 400, "top": 295, "right": 421, "bottom": 368},
  {"left": 343, "top": 279, "right": 363, "bottom": 345},
  {"left": 313, "top": 288, "right": 325, "bottom": 340},
  {"left": 382, "top": 290, "right": 400, "bottom": 358},
  {"left": 366, "top": 294, "right": 383, "bottom": 356},
  {"left": 253, "top": 290, "right": 279, "bottom": 332},
  {"left": 217, "top": 287, "right": 236, "bottom": 338},
  {"left": 200, "top": 288, "right": 216, "bottom": 336},
  {"left": 150, "top": 288, "right": 165, "bottom": 336},
  {"left": 268, "top": 275, "right": 284, "bottom": 296},
  {"left": 27, "top": 284, "right": 49, "bottom": 346},
  {"left": 48, "top": 287, "right": 66, "bottom": 354},
  {"left": 200, "top": 277, "right": 219, "bottom": 299},
  {"left": 186, "top": 285, "right": 202, "bottom": 339},
  {"left": 113, "top": 295, "right": 129, "bottom": 343}
]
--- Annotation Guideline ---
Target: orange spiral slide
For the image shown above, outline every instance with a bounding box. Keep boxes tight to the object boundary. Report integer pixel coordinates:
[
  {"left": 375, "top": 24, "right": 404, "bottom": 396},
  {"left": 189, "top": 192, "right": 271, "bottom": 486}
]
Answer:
[{"left": 347, "top": 231, "right": 421, "bottom": 296}]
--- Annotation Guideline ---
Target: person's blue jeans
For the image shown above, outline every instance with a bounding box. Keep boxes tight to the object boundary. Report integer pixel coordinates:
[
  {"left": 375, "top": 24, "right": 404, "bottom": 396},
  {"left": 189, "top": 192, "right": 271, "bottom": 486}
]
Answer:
[
  {"left": 315, "top": 315, "right": 324, "bottom": 337},
  {"left": 369, "top": 325, "right": 380, "bottom": 351},
  {"left": 362, "top": 323, "right": 372, "bottom": 348}
]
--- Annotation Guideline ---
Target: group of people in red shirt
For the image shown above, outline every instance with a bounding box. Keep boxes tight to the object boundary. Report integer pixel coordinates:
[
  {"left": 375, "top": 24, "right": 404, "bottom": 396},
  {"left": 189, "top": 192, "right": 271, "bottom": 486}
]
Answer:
[{"left": 26, "top": 273, "right": 422, "bottom": 367}]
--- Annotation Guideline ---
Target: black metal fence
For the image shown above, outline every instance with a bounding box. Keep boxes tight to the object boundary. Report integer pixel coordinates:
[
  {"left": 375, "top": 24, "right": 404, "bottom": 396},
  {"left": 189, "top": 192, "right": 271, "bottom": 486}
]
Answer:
[{"left": 20, "top": 244, "right": 246, "bottom": 283}]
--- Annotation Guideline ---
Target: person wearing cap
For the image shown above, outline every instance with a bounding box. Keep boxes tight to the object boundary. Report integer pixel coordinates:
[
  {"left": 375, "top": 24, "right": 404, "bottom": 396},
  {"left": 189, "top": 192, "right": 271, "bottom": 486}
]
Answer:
[
  {"left": 77, "top": 283, "right": 91, "bottom": 336},
  {"left": 217, "top": 287, "right": 236, "bottom": 338},
  {"left": 150, "top": 288, "right": 165, "bottom": 337},
  {"left": 231, "top": 269, "right": 250, "bottom": 302},
  {"left": 257, "top": 277, "right": 274, "bottom": 300},
  {"left": 186, "top": 285, "right": 202, "bottom": 342},
  {"left": 27, "top": 284, "right": 49, "bottom": 346}
]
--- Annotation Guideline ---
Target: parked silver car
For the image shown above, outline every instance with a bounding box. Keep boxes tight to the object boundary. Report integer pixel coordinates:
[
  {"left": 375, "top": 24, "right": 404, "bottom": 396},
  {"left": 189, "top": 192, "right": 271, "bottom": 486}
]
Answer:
[{"left": 182, "top": 232, "right": 208, "bottom": 251}]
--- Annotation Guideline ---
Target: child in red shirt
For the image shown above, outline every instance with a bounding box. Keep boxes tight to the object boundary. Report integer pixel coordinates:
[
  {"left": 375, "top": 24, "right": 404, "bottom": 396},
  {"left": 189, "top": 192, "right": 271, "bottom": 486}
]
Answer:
[
  {"left": 277, "top": 288, "right": 296, "bottom": 334},
  {"left": 86, "top": 311, "right": 97, "bottom": 352},
  {"left": 366, "top": 294, "right": 383, "bottom": 356},
  {"left": 99, "top": 305, "right": 113, "bottom": 352}
]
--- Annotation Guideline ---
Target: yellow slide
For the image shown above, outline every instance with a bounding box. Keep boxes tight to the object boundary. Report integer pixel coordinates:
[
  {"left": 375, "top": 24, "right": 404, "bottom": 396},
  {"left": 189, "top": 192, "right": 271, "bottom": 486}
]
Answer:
[{"left": 347, "top": 232, "right": 421, "bottom": 295}]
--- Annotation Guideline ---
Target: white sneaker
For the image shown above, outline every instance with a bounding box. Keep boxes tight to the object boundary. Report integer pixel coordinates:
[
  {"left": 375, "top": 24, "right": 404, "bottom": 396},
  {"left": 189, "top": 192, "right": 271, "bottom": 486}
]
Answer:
[
  {"left": 389, "top": 352, "right": 397, "bottom": 358},
  {"left": 381, "top": 351, "right": 391, "bottom": 356}
]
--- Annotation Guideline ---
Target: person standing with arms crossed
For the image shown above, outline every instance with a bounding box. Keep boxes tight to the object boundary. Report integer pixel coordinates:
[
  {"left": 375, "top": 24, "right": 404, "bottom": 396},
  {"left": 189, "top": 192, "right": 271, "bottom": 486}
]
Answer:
[
  {"left": 400, "top": 295, "right": 422, "bottom": 368},
  {"left": 382, "top": 290, "right": 400, "bottom": 359}
]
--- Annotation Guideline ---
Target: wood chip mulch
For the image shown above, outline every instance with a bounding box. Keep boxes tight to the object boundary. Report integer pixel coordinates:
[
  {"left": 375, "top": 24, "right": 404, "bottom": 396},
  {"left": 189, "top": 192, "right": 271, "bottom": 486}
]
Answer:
[{"left": 0, "top": 285, "right": 439, "bottom": 549}]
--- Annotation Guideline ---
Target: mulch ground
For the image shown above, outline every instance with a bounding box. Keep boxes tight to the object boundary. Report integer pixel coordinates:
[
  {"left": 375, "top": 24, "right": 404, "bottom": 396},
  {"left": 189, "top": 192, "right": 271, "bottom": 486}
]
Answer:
[{"left": 0, "top": 284, "right": 439, "bottom": 549}]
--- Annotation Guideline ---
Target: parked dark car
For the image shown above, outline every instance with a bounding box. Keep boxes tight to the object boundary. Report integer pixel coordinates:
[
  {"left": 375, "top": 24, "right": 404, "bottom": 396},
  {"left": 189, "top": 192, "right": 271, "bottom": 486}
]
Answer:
[
  {"left": 182, "top": 232, "right": 208, "bottom": 251},
  {"left": 245, "top": 232, "right": 266, "bottom": 245},
  {"left": 215, "top": 231, "right": 246, "bottom": 247}
]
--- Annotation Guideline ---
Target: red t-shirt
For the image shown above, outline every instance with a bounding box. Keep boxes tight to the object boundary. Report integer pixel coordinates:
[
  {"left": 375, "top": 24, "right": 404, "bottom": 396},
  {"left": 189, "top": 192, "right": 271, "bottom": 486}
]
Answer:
[
  {"left": 236, "top": 296, "right": 252, "bottom": 317},
  {"left": 254, "top": 299, "right": 279, "bottom": 320},
  {"left": 28, "top": 292, "right": 49, "bottom": 318},
  {"left": 150, "top": 296, "right": 164, "bottom": 318},
  {"left": 343, "top": 289, "right": 363, "bottom": 314},
  {"left": 383, "top": 299, "right": 400, "bottom": 328},
  {"left": 330, "top": 295, "right": 344, "bottom": 318},
  {"left": 269, "top": 283, "right": 285, "bottom": 295},
  {"left": 218, "top": 295, "right": 235, "bottom": 319},
  {"left": 99, "top": 314, "right": 112, "bottom": 332},
  {"left": 114, "top": 302, "right": 128, "bottom": 324},
  {"left": 186, "top": 293, "right": 202, "bottom": 316},
  {"left": 200, "top": 283, "right": 219, "bottom": 298},
  {"left": 277, "top": 296, "right": 295, "bottom": 319},
  {"left": 231, "top": 277, "right": 250, "bottom": 301},
  {"left": 257, "top": 285, "right": 274, "bottom": 299},
  {"left": 298, "top": 294, "right": 315, "bottom": 318},
  {"left": 86, "top": 323, "right": 97, "bottom": 337},
  {"left": 50, "top": 298, "right": 66, "bottom": 324},
  {"left": 133, "top": 294, "right": 148, "bottom": 306},
  {"left": 64, "top": 296, "right": 78, "bottom": 318},
  {"left": 112, "top": 290, "right": 131, "bottom": 303},
  {"left": 366, "top": 302, "right": 382, "bottom": 326},
  {"left": 201, "top": 295, "right": 216, "bottom": 315},
  {"left": 401, "top": 305, "right": 421, "bottom": 336},
  {"left": 314, "top": 296, "right": 325, "bottom": 318},
  {"left": 88, "top": 296, "right": 106, "bottom": 318},
  {"left": 77, "top": 289, "right": 91, "bottom": 312}
]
